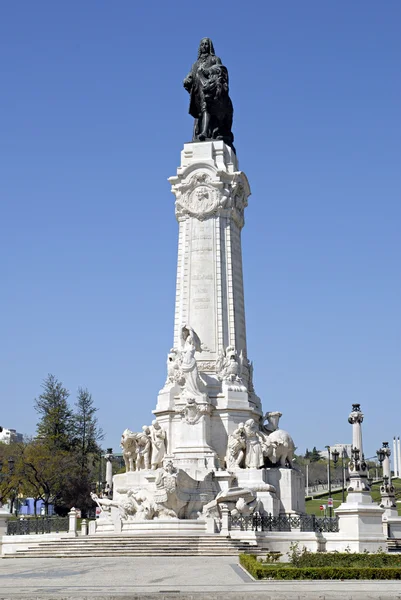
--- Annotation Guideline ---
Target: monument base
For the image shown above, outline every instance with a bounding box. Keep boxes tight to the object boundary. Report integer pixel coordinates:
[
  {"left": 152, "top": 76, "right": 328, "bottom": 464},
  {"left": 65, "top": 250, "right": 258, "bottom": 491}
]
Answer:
[
  {"left": 232, "top": 467, "right": 305, "bottom": 516},
  {"left": 329, "top": 492, "right": 387, "bottom": 553}
]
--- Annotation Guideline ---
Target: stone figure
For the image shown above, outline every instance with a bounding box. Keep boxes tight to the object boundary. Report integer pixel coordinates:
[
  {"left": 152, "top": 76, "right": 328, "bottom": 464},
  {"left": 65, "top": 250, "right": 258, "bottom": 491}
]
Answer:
[
  {"left": 126, "top": 489, "right": 157, "bottom": 521},
  {"left": 91, "top": 490, "right": 156, "bottom": 521},
  {"left": 203, "top": 486, "right": 262, "bottom": 519},
  {"left": 154, "top": 461, "right": 190, "bottom": 518},
  {"left": 225, "top": 423, "right": 246, "bottom": 469},
  {"left": 150, "top": 419, "right": 166, "bottom": 469},
  {"left": 263, "top": 429, "right": 295, "bottom": 468},
  {"left": 166, "top": 348, "right": 184, "bottom": 386},
  {"left": 180, "top": 325, "right": 208, "bottom": 401},
  {"left": 183, "top": 38, "right": 234, "bottom": 149},
  {"left": 262, "top": 411, "right": 282, "bottom": 435},
  {"left": 216, "top": 346, "right": 246, "bottom": 392},
  {"left": 136, "top": 426, "right": 151, "bottom": 470},
  {"left": 244, "top": 419, "right": 265, "bottom": 469},
  {"left": 120, "top": 429, "right": 137, "bottom": 472}
]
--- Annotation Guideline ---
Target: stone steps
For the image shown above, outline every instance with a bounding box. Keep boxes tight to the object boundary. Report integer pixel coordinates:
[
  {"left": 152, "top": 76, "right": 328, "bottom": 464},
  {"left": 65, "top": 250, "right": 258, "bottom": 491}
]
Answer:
[{"left": 4, "top": 535, "right": 261, "bottom": 558}]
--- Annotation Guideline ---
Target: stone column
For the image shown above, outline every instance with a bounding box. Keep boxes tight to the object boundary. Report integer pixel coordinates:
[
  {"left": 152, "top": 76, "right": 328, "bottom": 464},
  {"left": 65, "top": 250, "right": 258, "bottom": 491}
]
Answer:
[
  {"left": 393, "top": 437, "right": 398, "bottom": 478},
  {"left": 104, "top": 449, "right": 114, "bottom": 493},
  {"left": 155, "top": 141, "right": 262, "bottom": 474},
  {"left": 348, "top": 404, "right": 363, "bottom": 455},
  {"left": 347, "top": 404, "right": 369, "bottom": 494},
  {"left": 380, "top": 442, "right": 391, "bottom": 480},
  {"left": 397, "top": 437, "right": 401, "bottom": 479}
]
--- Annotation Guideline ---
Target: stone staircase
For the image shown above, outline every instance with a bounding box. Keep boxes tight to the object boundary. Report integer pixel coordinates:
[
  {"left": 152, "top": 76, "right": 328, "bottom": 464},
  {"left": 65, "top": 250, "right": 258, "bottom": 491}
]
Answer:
[
  {"left": 4, "top": 534, "right": 262, "bottom": 558},
  {"left": 388, "top": 539, "right": 401, "bottom": 553}
]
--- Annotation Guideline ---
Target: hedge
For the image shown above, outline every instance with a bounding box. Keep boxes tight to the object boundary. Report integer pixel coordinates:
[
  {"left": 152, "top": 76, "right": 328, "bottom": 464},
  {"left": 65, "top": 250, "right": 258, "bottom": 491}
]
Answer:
[
  {"left": 239, "top": 554, "right": 401, "bottom": 580},
  {"left": 293, "top": 552, "right": 401, "bottom": 568}
]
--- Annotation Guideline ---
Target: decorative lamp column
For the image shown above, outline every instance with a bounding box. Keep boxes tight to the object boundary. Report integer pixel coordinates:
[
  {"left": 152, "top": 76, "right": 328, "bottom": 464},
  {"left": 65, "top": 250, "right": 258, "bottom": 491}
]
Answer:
[
  {"left": 104, "top": 448, "right": 114, "bottom": 497},
  {"left": 392, "top": 438, "right": 396, "bottom": 478},
  {"left": 378, "top": 444, "right": 398, "bottom": 521},
  {"left": 347, "top": 404, "right": 370, "bottom": 493},
  {"left": 348, "top": 404, "right": 364, "bottom": 454},
  {"left": 348, "top": 447, "right": 370, "bottom": 493},
  {"left": 325, "top": 445, "right": 333, "bottom": 518},
  {"left": 398, "top": 437, "right": 401, "bottom": 479},
  {"left": 378, "top": 442, "right": 391, "bottom": 481},
  {"left": 334, "top": 404, "right": 386, "bottom": 552},
  {"left": 332, "top": 448, "right": 342, "bottom": 502},
  {"left": 379, "top": 476, "right": 397, "bottom": 517}
]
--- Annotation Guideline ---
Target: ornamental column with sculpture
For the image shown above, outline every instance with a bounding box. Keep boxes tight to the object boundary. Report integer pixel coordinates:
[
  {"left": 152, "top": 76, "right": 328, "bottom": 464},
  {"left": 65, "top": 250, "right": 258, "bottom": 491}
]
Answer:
[{"left": 154, "top": 38, "right": 262, "bottom": 470}]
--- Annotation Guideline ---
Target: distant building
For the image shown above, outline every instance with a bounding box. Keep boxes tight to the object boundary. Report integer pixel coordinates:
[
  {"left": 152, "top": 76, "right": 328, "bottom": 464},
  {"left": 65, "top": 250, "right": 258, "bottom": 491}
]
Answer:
[
  {"left": 319, "top": 443, "right": 352, "bottom": 460},
  {"left": 0, "top": 427, "right": 23, "bottom": 444}
]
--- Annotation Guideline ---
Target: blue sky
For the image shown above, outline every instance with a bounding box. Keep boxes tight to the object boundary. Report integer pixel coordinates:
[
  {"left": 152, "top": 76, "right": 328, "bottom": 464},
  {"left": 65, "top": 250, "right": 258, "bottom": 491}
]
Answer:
[{"left": 1, "top": 1, "right": 400, "bottom": 461}]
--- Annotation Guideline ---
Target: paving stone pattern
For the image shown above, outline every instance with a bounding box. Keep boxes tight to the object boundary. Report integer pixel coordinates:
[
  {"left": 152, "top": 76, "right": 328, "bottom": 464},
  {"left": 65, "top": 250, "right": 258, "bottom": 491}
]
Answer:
[{"left": 1, "top": 556, "right": 401, "bottom": 599}]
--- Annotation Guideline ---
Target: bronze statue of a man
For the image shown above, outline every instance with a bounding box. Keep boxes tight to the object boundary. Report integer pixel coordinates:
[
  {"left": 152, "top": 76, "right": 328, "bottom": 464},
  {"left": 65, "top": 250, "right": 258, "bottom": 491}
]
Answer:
[{"left": 184, "top": 38, "right": 234, "bottom": 149}]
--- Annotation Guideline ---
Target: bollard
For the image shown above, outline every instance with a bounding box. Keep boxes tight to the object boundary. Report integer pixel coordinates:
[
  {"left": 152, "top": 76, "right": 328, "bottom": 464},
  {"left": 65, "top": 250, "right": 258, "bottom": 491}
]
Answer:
[
  {"left": 88, "top": 519, "right": 97, "bottom": 535},
  {"left": 68, "top": 507, "right": 78, "bottom": 537},
  {"left": 220, "top": 503, "right": 230, "bottom": 537},
  {"left": 80, "top": 518, "right": 88, "bottom": 536}
]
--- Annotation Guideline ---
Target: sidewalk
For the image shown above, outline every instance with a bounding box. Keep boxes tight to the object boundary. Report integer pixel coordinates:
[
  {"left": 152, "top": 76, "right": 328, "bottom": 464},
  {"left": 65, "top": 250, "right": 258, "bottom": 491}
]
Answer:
[{"left": 1, "top": 556, "right": 401, "bottom": 599}]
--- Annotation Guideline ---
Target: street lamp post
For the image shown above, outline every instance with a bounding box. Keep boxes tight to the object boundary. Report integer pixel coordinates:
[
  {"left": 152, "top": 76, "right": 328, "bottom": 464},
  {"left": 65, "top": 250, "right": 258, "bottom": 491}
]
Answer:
[
  {"left": 325, "top": 445, "right": 332, "bottom": 518},
  {"left": 341, "top": 448, "right": 347, "bottom": 502},
  {"left": 7, "top": 457, "right": 17, "bottom": 515},
  {"left": 376, "top": 447, "right": 385, "bottom": 477},
  {"left": 332, "top": 448, "right": 341, "bottom": 505}
]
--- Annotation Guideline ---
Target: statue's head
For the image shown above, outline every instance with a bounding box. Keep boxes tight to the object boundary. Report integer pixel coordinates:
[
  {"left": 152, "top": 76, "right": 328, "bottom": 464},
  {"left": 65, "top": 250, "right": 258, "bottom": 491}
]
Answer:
[
  {"left": 198, "top": 38, "right": 215, "bottom": 58},
  {"left": 152, "top": 419, "right": 160, "bottom": 429}
]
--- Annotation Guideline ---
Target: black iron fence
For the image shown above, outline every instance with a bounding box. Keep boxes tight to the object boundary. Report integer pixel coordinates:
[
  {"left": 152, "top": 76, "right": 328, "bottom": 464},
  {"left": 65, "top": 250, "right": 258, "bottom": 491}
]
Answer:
[
  {"left": 230, "top": 513, "right": 339, "bottom": 533},
  {"left": 6, "top": 516, "right": 69, "bottom": 536}
]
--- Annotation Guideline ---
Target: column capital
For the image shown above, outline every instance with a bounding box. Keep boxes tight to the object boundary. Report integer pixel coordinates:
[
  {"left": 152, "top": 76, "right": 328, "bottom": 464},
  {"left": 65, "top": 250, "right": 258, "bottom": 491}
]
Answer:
[
  {"left": 169, "top": 141, "right": 250, "bottom": 228},
  {"left": 348, "top": 405, "right": 364, "bottom": 425}
]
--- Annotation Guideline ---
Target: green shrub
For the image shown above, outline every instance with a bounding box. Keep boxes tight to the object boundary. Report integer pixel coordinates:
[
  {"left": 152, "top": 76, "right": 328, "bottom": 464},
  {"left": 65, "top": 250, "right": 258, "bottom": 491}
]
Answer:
[
  {"left": 260, "top": 551, "right": 283, "bottom": 564},
  {"left": 286, "top": 542, "right": 401, "bottom": 568},
  {"left": 239, "top": 554, "right": 401, "bottom": 580},
  {"left": 295, "top": 551, "right": 401, "bottom": 568}
]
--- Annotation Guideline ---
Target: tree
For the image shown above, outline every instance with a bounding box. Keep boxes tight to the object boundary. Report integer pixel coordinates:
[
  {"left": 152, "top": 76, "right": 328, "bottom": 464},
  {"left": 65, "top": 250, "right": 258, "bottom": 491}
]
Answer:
[
  {"left": 73, "top": 387, "right": 104, "bottom": 471},
  {"left": 34, "top": 374, "right": 74, "bottom": 451},
  {"left": 0, "top": 441, "right": 24, "bottom": 512},
  {"left": 310, "top": 446, "right": 322, "bottom": 463},
  {"left": 59, "top": 387, "right": 105, "bottom": 514},
  {"left": 19, "top": 440, "right": 75, "bottom": 515}
]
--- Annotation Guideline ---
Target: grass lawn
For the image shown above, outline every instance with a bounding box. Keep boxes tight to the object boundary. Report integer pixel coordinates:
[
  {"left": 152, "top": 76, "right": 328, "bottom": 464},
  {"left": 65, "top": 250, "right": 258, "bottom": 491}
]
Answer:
[{"left": 305, "top": 481, "right": 401, "bottom": 516}]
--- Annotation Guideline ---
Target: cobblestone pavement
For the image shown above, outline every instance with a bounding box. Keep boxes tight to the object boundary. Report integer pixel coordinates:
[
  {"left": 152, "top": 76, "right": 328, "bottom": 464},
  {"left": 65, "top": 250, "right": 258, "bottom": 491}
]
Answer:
[{"left": 1, "top": 556, "right": 401, "bottom": 599}]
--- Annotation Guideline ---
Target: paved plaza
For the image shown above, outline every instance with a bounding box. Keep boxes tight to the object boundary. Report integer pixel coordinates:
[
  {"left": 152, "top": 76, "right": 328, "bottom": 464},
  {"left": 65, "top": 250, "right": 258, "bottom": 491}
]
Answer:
[{"left": 1, "top": 556, "right": 401, "bottom": 600}]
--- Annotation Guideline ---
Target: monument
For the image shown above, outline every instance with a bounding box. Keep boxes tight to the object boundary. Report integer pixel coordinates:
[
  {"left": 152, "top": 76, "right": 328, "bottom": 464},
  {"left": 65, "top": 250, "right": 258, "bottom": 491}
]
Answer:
[{"left": 96, "top": 38, "right": 304, "bottom": 535}]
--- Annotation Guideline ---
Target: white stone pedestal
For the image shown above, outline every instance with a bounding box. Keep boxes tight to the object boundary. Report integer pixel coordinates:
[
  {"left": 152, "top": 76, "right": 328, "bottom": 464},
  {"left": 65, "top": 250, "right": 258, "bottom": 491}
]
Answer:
[
  {"left": 231, "top": 467, "right": 305, "bottom": 516},
  {"left": 0, "top": 508, "right": 11, "bottom": 537},
  {"left": 329, "top": 492, "right": 387, "bottom": 553}
]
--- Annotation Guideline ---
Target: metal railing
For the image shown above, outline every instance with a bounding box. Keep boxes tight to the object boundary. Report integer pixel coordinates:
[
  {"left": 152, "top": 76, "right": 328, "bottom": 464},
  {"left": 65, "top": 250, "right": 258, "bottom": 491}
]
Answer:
[
  {"left": 229, "top": 513, "right": 339, "bottom": 533},
  {"left": 6, "top": 516, "right": 69, "bottom": 536}
]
